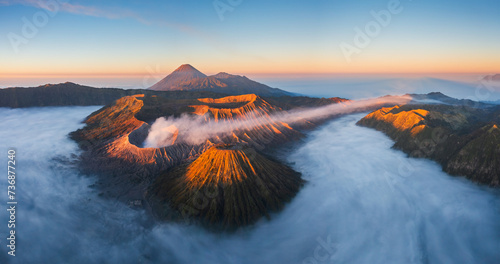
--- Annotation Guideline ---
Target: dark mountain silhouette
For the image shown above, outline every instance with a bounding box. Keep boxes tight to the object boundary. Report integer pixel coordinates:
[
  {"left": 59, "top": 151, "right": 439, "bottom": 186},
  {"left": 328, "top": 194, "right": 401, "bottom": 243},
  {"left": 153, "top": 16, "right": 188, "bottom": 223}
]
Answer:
[
  {"left": 149, "top": 64, "right": 292, "bottom": 96},
  {"left": 0, "top": 82, "right": 222, "bottom": 108}
]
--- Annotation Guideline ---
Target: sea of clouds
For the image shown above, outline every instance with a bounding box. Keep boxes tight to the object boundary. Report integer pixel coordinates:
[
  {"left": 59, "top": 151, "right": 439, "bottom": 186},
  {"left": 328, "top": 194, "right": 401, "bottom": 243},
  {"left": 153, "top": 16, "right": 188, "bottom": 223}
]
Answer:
[{"left": 0, "top": 106, "right": 499, "bottom": 264}]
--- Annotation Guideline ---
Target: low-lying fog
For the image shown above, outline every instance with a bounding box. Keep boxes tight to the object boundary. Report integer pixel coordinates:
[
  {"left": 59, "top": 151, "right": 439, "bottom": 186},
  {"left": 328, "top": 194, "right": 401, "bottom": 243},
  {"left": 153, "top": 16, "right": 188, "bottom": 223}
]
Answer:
[
  {"left": 1, "top": 108, "right": 499, "bottom": 264},
  {"left": 262, "top": 77, "right": 500, "bottom": 101}
]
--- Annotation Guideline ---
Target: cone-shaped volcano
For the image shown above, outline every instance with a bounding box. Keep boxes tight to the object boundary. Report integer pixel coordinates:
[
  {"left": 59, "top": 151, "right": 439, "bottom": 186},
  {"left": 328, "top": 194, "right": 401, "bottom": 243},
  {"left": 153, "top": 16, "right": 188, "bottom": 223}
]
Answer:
[
  {"left": 148, "top": 64, "right": 291, "bottom": 96},
  {"left": 149, "top": 64, "right": 207, "bottom": 91},
  {"left": 150, "top": 144, "right": 304, "bottom": 228}
]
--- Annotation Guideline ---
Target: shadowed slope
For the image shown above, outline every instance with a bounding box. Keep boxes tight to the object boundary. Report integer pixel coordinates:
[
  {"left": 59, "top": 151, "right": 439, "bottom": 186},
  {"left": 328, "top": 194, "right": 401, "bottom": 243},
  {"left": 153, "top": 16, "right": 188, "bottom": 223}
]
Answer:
[{"left": 446, "top": 124, "right": 500, "bottom": 184}]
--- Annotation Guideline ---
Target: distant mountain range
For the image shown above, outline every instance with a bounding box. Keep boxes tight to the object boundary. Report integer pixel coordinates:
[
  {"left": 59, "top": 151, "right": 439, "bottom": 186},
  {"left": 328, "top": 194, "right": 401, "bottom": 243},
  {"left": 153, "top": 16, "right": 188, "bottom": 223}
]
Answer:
[
  {"left": 408, "top": 92, "right": 493, "bottom": 108},
  {"left": 0, "top": 81, "right": 347, "bottom": 108},
  {"left": 484, "top": 100, "right": 500, "bottom": 105},
  {"left": 149, "top": 64, "right": 292, "bottom": 97},
  {"left": 0, "top": 82, "right": 222, "bottom": 108},
  {"left": 483, "top": 74, "right": 500, "bottom": 82}
]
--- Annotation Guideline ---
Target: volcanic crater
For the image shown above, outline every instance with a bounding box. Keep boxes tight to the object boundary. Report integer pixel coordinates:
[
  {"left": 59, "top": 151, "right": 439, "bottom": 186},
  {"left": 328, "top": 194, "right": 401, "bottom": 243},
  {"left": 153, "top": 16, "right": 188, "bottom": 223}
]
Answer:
[{"left": 70, "top": 92, "right": 345, "bottom": 228}]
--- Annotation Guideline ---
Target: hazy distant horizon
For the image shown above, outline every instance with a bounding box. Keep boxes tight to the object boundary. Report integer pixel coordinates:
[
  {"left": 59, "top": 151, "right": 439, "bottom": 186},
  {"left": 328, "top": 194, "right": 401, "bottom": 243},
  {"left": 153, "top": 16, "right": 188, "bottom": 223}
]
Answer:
[
  {"left": 0, "top": 72, "right": 490, "bottom": 87},
  {"left": 1, "top": 72, "right": 499, "bottom": 101}
]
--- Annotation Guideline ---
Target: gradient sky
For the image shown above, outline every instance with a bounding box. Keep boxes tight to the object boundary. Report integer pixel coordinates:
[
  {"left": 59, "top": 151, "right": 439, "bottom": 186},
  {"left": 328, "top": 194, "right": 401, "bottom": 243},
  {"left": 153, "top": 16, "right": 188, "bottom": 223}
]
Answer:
[{"left": 1, "top": 0, "right": 500, "bottom": 82}]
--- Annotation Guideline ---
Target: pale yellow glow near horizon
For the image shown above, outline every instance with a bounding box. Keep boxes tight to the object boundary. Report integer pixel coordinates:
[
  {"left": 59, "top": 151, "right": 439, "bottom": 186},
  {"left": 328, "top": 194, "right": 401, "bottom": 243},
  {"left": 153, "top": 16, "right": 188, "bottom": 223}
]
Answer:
[{"left": 1, "top": 54, "right": 499, "bottom": 77}]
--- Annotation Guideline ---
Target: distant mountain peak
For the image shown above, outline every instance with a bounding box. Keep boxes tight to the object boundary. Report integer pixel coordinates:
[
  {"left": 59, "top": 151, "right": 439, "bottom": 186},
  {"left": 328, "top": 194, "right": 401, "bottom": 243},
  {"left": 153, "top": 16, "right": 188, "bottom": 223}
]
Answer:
[
  {"left": 213, "top": 72, "right": 234, "bottom": 79},
  {"left": 149, "top": 64, "right": 291, "bottom": 96},
  {"left": 427, "top": 92, "right": 447, "bottom": 97},
  {"left": 407, "top": 92, "right": 492, "bottom": 108},
  {"left": 406, "top": 91, "right": 448, "bottom": 98},
  {"left": 174, "top": 64, "right": 201, "bottom": 73},
  {"left": 149, "top": 64, "right": 207, "bottom": 91},
  {"left": 38, "top": 82, "right": 80, "bottom": 88},
  {"left": 212, "top": 72, "right": 251, "bottom": 80}
]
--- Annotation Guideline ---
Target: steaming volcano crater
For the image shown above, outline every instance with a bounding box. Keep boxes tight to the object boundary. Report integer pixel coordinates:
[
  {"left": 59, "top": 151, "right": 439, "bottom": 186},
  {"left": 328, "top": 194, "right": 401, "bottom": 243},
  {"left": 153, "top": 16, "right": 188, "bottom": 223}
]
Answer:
[
  {"left": 70, "top": 93, "right": 347, "bottom": 228},
  {"left": 129, "top": 93, "right": 304, "bottom": 149}
]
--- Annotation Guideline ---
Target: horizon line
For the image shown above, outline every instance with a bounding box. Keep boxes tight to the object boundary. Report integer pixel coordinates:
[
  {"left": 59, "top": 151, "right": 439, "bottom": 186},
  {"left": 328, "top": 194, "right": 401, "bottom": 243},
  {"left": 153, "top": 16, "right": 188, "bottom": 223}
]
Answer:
[{"left": 0, "top": 71, "right": 497, "bottom": 78}]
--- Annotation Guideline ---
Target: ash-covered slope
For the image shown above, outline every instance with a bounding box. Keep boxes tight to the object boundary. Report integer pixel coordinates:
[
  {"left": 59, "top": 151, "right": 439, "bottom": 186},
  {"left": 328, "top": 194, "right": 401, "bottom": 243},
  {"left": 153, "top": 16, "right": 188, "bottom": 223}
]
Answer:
[
  {"left": 357, "top": 104, "right": 500, "bottom": 186},
  {"left": 149, "top": 64, "right": 291, "bottom": 96},
  {"left": 150, "top": 144, "right": 303, "bottom": 228}
]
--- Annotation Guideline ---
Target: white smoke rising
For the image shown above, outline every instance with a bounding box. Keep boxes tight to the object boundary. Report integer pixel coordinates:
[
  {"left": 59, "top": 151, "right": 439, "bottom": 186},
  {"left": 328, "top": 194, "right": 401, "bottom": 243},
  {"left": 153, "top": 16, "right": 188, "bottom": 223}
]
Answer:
[
  {"left": 144, "top": 95, "right": 412, "bottom": 148},
  {"left": 143, "top": 117, "right": 180, "bottom": 148}
]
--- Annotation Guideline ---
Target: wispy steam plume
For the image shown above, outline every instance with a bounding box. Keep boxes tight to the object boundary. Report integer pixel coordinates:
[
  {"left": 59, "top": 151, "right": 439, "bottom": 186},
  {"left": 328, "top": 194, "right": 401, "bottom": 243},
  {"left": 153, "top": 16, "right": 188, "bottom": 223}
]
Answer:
[{"left": 144, "top": 95, "right": 412, "bottom": 148}]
